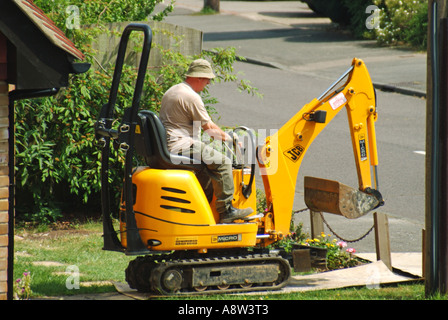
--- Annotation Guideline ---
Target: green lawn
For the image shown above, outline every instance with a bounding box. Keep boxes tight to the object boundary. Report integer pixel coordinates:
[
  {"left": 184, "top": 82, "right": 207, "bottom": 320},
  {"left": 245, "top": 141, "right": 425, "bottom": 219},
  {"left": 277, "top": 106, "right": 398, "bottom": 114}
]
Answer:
[{"left": 14, "top": 220, "right": 134, "bottom": 297}]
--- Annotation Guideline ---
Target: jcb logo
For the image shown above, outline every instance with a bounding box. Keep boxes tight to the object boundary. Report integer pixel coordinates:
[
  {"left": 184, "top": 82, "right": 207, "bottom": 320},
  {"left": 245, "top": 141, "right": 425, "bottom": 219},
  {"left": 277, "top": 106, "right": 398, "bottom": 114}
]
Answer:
[{"left": 284, "top": 144, "right": 304, "bottom": 162}]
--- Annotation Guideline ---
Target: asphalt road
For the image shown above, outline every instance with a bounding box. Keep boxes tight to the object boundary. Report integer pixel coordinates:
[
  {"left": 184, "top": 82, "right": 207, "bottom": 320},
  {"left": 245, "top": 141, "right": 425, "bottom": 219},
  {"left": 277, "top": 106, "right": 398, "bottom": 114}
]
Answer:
[{"left": 161, "top": 1, "right": 427, "bottom": 253}]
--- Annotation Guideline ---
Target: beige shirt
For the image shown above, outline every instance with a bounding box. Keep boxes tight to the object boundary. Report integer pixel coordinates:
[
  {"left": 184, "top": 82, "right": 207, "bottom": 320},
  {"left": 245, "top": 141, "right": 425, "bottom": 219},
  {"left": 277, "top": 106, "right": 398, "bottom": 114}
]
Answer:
[{"left": 159, "top": 82, "right": 211, "bottom": 153}]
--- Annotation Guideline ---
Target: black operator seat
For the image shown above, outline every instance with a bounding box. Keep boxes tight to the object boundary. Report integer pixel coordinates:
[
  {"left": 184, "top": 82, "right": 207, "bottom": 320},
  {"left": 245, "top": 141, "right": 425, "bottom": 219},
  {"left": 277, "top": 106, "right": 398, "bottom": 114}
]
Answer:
[{"left": 134, "top": 110, "right": 205, "bottom": 171}]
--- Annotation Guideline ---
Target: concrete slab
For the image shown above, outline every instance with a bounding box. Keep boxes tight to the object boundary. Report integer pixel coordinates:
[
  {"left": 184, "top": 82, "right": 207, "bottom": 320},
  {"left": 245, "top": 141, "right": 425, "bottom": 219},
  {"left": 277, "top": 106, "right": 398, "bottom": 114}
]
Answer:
[
  {"left": 356, "top": 252, "right": 423, "bottom": 278},
  {"left": 284, "top": 260, "right": 414, "bottom": 293}
]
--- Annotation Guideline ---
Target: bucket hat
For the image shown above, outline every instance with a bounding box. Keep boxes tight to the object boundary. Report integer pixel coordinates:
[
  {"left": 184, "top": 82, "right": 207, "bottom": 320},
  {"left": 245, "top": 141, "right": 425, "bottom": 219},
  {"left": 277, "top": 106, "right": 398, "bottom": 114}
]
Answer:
[{"left": 185, "top": 59, "right": 215, "bottom": 79}]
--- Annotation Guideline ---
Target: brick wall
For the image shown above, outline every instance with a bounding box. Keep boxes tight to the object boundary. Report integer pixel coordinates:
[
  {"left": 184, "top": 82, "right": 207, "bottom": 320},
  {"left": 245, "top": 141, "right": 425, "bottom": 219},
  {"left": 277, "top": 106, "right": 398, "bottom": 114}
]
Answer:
[{"left": 0, "top": 81, "right": 8, "bottom": 300}]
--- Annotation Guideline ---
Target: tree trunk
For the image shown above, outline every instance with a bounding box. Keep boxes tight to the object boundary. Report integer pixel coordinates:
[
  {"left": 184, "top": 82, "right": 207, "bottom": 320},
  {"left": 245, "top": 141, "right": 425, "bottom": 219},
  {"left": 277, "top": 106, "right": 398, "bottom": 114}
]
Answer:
[{"left": 204, "top": 0, "right": 219, "bottom": 12}]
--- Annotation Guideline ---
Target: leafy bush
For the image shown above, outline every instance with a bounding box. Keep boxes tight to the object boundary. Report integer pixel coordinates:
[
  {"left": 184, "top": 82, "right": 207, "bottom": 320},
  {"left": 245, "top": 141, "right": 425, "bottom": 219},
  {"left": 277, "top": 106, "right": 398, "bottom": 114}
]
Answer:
[
  {"left": 305, "top": 0, "right": 428, "bottom": 49},
  {"left": 15, "top": 67, "right": 127, "bottom": 222},
  {"left": 15, "top": 0, "right": 259, "bottom": 223},
  {"left": 373, "top": 0, "right": 428, "bottom": 49},
  {"left": 34, "top": 0, "right": 173, "bottom": 27},
  {"left": 341, "top": 0, "right": 428, "bottom": 49}
]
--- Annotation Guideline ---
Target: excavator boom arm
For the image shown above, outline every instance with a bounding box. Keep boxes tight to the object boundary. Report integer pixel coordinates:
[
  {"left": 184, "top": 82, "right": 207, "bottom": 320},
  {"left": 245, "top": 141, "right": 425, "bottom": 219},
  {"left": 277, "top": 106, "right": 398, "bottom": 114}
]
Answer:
[{"left": 257, "top": 58, "right": 383, "bottom": 244}]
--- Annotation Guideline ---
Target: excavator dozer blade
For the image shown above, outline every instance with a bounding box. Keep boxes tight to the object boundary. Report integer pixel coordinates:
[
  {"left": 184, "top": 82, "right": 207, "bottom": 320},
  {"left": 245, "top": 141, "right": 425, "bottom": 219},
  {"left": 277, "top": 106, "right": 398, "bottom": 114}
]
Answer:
[{"left": 304, "top": 176, "right": 380, "bottom": 219}]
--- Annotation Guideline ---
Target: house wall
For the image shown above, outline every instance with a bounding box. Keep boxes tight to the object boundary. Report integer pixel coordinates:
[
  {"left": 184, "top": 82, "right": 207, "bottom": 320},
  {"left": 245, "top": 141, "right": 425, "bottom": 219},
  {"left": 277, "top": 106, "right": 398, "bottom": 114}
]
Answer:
[
  {"left": 0, "top": 81, "right": 8, "bottom": 300},
  {"left": 0, "top": 32, "right": 9, "bottom": 300}
]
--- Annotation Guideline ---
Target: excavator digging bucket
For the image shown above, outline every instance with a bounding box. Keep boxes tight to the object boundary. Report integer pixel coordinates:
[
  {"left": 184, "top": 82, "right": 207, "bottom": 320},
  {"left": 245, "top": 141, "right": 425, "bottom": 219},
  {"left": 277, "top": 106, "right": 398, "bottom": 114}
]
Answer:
[{"left": 304, "top": 176, "right": 380, "bottom": 219}]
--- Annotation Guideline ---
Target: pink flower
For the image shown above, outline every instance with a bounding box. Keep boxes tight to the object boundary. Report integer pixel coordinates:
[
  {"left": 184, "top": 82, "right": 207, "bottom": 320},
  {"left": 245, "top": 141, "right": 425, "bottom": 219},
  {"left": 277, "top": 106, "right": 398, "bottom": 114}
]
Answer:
[
  {"left": 346, "top": 248, "right": 356, "bottom": 254},
  {"left": 336, "top": 241, "right": 347, "bottom": 248}
]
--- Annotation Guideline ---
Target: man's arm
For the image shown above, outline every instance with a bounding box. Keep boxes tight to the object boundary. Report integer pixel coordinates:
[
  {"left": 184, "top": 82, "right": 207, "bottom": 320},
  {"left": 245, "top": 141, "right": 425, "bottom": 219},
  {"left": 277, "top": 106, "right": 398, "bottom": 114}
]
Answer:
[{"left": 202, "top": 121, "right": 231, "bottom": 142}]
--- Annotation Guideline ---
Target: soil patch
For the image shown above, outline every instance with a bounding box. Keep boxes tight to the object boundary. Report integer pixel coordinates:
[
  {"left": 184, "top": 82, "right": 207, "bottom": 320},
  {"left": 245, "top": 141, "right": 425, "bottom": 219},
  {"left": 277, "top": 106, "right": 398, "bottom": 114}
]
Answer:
[{"left": 22, "top": 229, "right": 98, "bottom": 240}]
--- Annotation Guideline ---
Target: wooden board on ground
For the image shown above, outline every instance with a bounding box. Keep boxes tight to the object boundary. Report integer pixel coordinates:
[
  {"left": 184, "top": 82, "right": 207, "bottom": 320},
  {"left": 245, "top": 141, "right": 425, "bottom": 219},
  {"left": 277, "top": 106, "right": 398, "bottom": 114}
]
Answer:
[{"left": 113, "top": 257, "right": 421, "bottom": 299}]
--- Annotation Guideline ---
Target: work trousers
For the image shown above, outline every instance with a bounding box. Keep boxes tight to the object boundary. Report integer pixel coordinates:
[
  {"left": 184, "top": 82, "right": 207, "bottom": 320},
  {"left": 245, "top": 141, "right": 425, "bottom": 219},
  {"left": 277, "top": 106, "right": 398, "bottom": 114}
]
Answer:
[{"left": 188, "top": 141, "right": 234, "bottom": 214}]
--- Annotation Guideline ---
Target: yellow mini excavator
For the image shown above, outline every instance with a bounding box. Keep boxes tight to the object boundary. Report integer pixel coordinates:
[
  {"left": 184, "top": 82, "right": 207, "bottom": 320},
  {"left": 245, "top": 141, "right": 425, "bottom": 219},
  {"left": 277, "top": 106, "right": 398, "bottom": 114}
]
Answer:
[{"left": 95, "top": 24, "right": 384, "bottom": 295}]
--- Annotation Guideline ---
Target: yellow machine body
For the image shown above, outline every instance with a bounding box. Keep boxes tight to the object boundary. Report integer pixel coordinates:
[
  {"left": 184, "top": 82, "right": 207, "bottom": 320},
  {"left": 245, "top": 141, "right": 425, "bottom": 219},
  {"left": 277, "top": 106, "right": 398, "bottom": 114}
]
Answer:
[{"left": 120, "top": 167, "right": 258, "bottom": 251}]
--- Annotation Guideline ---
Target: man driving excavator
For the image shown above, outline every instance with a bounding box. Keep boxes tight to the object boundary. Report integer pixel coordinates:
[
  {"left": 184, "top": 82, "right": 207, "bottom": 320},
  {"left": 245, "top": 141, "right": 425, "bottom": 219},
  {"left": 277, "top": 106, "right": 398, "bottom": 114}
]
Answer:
[
  {"left": 159, "top": 59, "right": 253, "bottom": 223},
  {"left": 97, "top": 22, "right": 384, "bottom": 294}
]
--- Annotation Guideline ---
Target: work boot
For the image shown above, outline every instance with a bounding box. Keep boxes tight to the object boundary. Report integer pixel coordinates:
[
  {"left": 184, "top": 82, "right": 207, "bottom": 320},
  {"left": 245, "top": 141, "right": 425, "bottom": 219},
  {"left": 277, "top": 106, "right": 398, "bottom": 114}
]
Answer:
[{"left": 220, "top": 206, "right": 253, "bottom": 224}]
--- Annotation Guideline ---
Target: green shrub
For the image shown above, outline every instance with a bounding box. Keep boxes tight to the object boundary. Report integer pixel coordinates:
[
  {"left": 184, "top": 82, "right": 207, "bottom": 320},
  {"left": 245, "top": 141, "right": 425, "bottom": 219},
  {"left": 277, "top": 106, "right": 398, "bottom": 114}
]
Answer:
[
  {"left": 341, "top": 0, "right": 428, "bottom": 49},
  {"left": 373, "top": 0, "right": 428, "bottom": 49},
  {"left": 332, "top": 0, "right": 427, "bottom": 49},
  {"left": 15, "top": 66, "right": 131, "bottom": 222}
]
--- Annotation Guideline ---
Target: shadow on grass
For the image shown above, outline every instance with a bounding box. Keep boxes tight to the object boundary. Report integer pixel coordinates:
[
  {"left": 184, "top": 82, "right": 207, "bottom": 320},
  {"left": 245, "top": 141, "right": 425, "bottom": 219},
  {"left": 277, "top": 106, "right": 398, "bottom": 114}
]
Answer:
[{"left": 32, "top": 278, "right": 116, "bottom": 298}]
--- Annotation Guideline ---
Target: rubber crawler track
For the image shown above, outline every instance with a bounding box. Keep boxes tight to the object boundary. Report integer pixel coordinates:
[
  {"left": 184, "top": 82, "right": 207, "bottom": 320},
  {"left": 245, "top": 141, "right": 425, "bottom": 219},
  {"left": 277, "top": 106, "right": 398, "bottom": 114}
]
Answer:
[{"left": 125, "top": 249, "right": 291, "bottom": 295}]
